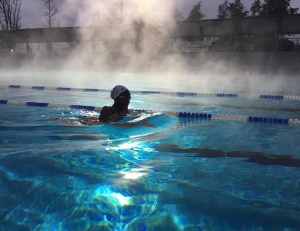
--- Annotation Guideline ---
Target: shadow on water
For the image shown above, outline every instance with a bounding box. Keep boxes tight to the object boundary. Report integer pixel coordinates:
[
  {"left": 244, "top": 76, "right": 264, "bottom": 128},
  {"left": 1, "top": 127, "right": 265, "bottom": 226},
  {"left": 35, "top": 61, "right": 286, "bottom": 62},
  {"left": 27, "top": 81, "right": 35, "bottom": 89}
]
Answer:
[
  {"left": 160, "top": 192, "right": 300, "bottom": 231},
  {"left": 155, "top": 143, "right": 300, "bottom": 168},
  {"left": 152, "top": 144, "right": 300, "bottom": 230},
  {"left": 47, "top": 134, "right": 106, "bottom": 141}
]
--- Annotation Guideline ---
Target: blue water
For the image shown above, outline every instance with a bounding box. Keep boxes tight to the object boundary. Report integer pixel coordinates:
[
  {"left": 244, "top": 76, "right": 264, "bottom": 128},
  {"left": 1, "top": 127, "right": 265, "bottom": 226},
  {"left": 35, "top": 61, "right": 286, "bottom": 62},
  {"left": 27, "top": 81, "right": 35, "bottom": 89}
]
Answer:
[{"left": 0, "top": 73, "right": 300, "bottom": 231}]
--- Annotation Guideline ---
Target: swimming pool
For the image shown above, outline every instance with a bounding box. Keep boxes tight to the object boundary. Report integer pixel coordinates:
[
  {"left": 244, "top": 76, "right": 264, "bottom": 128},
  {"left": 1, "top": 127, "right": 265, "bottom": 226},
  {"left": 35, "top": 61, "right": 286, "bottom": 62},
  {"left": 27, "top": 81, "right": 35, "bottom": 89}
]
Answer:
[{"left": 0, "top": 72, "right": 300, "bottom": 231}]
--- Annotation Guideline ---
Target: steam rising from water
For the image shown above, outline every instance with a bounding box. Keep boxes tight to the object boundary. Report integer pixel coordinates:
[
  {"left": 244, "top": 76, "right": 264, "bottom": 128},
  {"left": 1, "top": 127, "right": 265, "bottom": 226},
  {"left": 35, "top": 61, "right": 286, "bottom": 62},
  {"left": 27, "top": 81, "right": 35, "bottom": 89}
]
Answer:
[
  {"left": 42, "top": 1, "right": 183, "bottom": 74},
  {"left": 2, "top": 1, "right": 300, "bottom": 95},
  {"left": 60, "top": 0, "right": 174, "bottom": 25}
]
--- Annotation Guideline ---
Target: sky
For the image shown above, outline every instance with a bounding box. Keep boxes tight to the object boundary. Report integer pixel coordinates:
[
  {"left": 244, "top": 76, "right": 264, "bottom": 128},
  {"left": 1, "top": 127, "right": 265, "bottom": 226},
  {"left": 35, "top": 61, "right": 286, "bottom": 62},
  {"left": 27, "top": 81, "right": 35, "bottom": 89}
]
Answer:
[{"left": 21, "top": 0, "right": 300, "bottom": 29}]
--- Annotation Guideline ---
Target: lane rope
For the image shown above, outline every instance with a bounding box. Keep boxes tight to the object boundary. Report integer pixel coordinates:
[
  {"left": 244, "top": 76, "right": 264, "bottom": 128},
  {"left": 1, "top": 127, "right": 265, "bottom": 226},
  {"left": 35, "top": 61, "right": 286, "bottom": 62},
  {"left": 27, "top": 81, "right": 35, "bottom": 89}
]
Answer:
[
  {"left": 0, "top": 99, "right": 299, "bottom": 125},
  {"left": 2, "top": 84, "right": 300, "bottom": 101}
]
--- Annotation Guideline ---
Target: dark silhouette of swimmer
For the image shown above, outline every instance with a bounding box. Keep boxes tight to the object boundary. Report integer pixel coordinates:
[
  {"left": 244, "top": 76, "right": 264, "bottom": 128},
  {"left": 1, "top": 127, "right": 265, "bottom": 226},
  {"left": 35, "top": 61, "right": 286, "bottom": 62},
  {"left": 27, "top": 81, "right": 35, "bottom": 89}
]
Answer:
[
  {"left": 98, "top": 85, "right": 155, "bottom": 127},
  {"left": 99, "top": 85, "right": 131, "bottom": 122}
]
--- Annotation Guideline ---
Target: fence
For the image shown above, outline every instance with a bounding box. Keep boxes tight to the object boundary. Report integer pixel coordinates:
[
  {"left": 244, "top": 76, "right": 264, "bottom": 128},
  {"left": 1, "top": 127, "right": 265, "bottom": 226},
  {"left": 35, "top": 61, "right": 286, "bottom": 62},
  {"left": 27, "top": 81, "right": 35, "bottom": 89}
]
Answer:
[{"left": 14, "top": 43, "right": 70, "bottom": 56}]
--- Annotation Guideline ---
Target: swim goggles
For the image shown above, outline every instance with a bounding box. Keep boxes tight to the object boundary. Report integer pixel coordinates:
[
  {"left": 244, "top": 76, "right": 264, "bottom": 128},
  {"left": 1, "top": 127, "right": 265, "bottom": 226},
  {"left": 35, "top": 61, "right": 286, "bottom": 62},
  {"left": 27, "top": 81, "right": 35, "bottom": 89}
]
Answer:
[{"left": 118, "top": 95, "right": 131, "bottom": 102}]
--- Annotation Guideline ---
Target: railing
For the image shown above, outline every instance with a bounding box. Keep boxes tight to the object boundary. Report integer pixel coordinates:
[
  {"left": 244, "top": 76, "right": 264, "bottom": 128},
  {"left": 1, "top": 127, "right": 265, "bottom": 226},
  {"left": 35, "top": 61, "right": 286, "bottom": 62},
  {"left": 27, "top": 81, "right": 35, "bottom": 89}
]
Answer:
[
  {"left": 290, "top": 38, "right": 300, "bottom": 46},
  {"left": 290, "top": 38, "right": 300, "bottom": 51},
  {"left": 13, "top": 43, "right": 70, "bottom": 56}
]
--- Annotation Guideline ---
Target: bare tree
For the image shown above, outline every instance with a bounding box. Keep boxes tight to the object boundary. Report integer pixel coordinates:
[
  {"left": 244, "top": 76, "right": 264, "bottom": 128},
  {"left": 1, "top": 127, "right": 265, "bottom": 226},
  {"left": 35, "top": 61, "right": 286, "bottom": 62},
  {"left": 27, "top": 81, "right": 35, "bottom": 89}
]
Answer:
[
  {"left": 0, "top": 0, "right": 22, "bottom": 30},
  {"left": 43, "top": 0, "right": 58, "bottom": 28}
]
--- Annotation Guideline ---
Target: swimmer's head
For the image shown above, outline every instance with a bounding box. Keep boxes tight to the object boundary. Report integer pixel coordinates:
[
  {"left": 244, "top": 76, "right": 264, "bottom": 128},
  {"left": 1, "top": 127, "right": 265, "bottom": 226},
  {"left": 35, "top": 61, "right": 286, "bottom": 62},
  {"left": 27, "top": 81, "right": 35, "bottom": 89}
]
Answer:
[
  {"left": 110, "top": 85, "right": 128, "bottom": 100},
  {"left": 111, "top": 85, "right": 131, "bottom": 107}
]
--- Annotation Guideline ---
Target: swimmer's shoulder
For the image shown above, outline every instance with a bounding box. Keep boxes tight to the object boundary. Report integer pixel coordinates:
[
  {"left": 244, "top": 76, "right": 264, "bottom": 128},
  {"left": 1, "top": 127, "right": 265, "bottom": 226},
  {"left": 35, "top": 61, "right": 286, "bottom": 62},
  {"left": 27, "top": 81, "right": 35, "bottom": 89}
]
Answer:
[
  {"left": 101, "top": 106, "right": 112, "bottom": 113},
  {"left": 99, "top": 106, "right": 114, "bottom": 122}
]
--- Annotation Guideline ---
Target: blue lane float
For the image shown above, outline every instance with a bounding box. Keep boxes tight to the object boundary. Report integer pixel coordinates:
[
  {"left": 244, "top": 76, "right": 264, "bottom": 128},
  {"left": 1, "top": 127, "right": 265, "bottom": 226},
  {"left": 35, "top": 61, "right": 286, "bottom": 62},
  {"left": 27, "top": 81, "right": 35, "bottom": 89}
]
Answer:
[
  {"left": 26, "top": 102, "right": 49, "bottom": 107},
  {"left": 4, "top": 84, "right": 300, "bottom": 101},
  {"left": 142, "top": 91, "right": 161, "bottom": 94},
  {"left": 178, "top": 112, "right": 212, "bottom": 120},
  {"left": 32, "top": 86, "right": 45, "bottom": 90},
  {"left": 0, "top": 99, "right": 299, "bottom": 125},
  {"left": 83, "top": 88, "right": 99, "bottom": 92},
  {"left": 57, "top": 87, "right": 71, "bottom": 91},
  {"left": 216, "top": 93, "right": 238, "bottom": 98},
  {"left": 248, "top": 116, "right": 289, "bottom": 124},
  {"left": 70, "top": 105, "right": 96, "bottom": 111},
  {"left": 177, "top": 92, "right": 197, "bottom": 97},
  {"left": 8, "top": 85, "right": 21, "bottom": 88},
  {"left": 0, "top": 100, "right": 8, "bottom": 104},
  {"left": 259, "top": 95, "right": 284, "bottom": 100}
]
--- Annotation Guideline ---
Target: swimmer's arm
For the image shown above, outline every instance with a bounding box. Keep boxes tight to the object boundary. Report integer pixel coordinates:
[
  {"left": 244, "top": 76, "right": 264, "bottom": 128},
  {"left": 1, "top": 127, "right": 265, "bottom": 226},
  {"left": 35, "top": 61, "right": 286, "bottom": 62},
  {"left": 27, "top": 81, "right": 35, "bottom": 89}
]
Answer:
[
  {"left": 112, "top": 119, "right": 156, "bottom": 128},
  {"left": 80, "top": 117, "right": 155, "bottom": 127},
  {"left": 79, "top": 116, "right": 103, "bottom": 125}
]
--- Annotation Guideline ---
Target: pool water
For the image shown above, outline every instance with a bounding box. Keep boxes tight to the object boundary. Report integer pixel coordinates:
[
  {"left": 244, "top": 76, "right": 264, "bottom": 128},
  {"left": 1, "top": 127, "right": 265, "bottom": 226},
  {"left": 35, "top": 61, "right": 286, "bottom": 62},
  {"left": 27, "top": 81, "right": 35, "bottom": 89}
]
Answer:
[{"left": 0, "top": 72, "right": 300, "bottom": 231}]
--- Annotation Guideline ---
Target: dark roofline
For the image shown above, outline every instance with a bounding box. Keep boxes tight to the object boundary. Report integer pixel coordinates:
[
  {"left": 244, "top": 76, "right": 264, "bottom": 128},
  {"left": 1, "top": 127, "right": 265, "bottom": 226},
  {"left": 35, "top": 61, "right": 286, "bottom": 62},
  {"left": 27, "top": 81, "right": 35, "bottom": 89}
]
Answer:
[{"left": 0, "top": 14, "right": 299, "bottom": 45}]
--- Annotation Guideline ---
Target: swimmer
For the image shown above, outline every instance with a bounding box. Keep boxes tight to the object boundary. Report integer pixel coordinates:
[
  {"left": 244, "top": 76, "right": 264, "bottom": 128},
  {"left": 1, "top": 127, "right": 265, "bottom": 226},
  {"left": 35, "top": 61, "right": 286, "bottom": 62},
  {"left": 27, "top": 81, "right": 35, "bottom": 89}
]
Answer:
[
  {"left": 84, "top": 85, "right": 155, "bottom": 127},
  {"left": 99, "top": 85, "right": 131, "bottom": 122}
]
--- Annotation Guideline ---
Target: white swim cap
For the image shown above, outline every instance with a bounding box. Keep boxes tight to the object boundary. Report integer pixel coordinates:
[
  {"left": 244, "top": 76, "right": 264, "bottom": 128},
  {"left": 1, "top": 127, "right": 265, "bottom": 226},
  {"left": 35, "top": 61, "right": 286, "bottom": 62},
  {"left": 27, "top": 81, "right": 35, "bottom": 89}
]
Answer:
[{"left": 110, "top": 85, "right": 128, "bottom": 100}]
